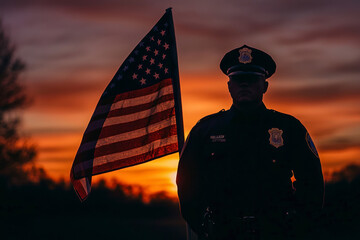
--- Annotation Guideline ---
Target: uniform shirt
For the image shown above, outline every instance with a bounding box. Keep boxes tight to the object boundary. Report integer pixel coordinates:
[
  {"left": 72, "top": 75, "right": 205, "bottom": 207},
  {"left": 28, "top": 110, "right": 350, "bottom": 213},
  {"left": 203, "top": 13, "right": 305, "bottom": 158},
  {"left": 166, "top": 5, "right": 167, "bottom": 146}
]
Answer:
[{"left": 176, "top": 103, "right": 324, "bottom": 234}]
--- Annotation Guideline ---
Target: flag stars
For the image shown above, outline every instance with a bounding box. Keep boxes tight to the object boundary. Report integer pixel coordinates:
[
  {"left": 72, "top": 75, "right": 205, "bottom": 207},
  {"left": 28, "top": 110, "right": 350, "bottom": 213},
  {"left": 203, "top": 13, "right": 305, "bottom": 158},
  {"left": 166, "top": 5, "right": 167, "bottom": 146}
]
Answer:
[
  {"left": 128, "top": 57, "right": 135, "bottom": 63},
  {"left": 149, "top": 58, "right": 155, "bottom": 65},
  {"left": 164, "top": 22, "right": 169, "bottom": 27},
  {"left": 163, "top": 43, "right": 169, "bottom": 50},
  {"left": 153, "top": 73, "right": 160, "bottom": 79},
  {"left": 117, "top": 75, "right": 123, "bottom": 81},
  {"left": 123, "top": 66, "right": 128, "bottom": 71},
  {"left": 154, "top": 49, "right": 159, "bottom": 56},
  {"left": 160, "top": 30, "right": 166, "bottom": 36},
  {"left": 164, "top": 68, "right": 169, "bottom": 74},
  {"left": 110, "top": 83, "right": 115, "bottom": 88},
  {"left": 145, "top": 68, "right": 151, "bottom": 75},
  {"left": 132, "top": 73, "right": 138, "bottom": 80},
  {"left": 150, "top": 36, "right": 155, "bottom": 41},
  {"left": 140, "top": 78, "right": 146, "bottom": 85},
  {"left": 146, "top": 46, "right": 151, "bottom": 51},
  {"left": 142, "top": 55, "right": 148, "bottom": 61},
  {"left": 139, "top": 42, "right": 144, "bottom": 47},
  {"left": 138, "top": 64, "right": 143, "bottom": 70},
  {"left": 157, "top": 39, "right": 161, "bottom": 45},
  {"left": 158, "top": 63, "right": 163, "bottom": 69},
  {"left": 162, "top": 54, "right": 166, "bottom": 60}
]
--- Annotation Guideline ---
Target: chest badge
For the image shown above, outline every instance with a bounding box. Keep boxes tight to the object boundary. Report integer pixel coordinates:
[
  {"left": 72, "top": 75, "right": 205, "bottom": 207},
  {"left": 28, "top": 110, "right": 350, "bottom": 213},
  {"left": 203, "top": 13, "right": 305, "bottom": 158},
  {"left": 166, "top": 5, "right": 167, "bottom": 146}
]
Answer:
[{"left": 268, "top": 128, "right": 284, "bottom": 148}]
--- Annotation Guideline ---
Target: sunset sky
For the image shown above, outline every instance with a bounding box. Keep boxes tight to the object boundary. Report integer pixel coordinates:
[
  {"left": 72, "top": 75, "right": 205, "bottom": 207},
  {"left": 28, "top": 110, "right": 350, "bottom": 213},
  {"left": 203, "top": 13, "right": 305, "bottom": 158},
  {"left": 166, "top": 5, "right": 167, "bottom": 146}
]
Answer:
[{"left": 1, "top": 0, "right": 360, "bottom": 197}]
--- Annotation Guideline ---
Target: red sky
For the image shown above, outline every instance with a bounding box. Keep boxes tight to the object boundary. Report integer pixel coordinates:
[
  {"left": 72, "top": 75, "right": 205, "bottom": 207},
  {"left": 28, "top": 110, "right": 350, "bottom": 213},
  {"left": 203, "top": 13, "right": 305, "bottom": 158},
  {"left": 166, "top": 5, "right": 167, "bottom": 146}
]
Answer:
[{"left": 1, "top": 0, "right": 360, "bottom": 197}]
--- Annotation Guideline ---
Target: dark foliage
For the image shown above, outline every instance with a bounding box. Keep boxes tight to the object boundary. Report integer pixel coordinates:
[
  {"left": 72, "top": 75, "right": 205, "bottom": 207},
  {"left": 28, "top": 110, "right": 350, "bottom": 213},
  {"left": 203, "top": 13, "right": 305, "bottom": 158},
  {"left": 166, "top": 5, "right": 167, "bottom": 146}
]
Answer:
[
  {"left": 0, "top": 165, "right": 359, "bottom": 240},
  {"left": 0, "top": 178, "right": 187, "bottom": 240},
  {"left": 304, "top": 164, "right": 360, "bottom": 240},
  {"left": 0, "top": 19, "right": 37, "bottom": 186}
]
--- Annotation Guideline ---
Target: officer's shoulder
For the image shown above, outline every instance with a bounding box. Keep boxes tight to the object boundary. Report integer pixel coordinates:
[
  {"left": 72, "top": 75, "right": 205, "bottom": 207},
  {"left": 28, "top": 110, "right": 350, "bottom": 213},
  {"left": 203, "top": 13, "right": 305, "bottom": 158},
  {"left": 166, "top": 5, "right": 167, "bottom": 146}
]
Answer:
[
  {"left": 195, "top": 109, "right": 227, "bottom": 126},
  {"left": 268, "top": 109, "right": 302, "bottom": 125}
]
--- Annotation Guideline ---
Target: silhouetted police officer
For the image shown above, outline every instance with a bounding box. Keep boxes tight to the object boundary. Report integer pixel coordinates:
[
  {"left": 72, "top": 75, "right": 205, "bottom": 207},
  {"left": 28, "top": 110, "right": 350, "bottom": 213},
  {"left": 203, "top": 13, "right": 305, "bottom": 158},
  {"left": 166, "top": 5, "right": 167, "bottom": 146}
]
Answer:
[{"left": 176, "top": 45, "right": 324, "bottom": 240}]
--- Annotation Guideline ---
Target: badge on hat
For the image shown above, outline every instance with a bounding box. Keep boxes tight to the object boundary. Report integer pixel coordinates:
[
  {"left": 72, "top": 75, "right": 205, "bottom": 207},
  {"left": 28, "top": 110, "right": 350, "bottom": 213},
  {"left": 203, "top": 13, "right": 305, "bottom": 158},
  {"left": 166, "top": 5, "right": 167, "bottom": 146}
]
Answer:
[
  {"left": 268, "top": 128, "right": 284, "bottom": 148},
  {"left": 238, "top": 47, "right": 253, "bottom": 64}
]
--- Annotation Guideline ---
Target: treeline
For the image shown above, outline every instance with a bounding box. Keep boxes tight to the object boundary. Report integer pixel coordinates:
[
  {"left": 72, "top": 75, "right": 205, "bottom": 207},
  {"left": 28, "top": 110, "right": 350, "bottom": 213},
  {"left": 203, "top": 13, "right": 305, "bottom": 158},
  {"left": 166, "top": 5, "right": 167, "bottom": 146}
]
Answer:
[
  {"left": 316, "top": 164, "right": 360, "bottom": 239},
  {"left": 0, "top": 176, "right": 186, "bottom": 240},
  {"left": 0, "top": 164, "right": 359, "bottom": 240},
  {"left": 0, "top": 176, "right": 181, "bottom": 219}
]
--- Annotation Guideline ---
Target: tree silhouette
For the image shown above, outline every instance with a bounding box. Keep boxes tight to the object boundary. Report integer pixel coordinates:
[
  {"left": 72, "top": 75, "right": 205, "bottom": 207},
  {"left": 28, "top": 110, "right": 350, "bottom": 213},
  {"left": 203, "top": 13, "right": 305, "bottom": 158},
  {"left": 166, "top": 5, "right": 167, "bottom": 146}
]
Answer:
[{"left": 0, "top": 19, "right": 37, "bottom": 186}]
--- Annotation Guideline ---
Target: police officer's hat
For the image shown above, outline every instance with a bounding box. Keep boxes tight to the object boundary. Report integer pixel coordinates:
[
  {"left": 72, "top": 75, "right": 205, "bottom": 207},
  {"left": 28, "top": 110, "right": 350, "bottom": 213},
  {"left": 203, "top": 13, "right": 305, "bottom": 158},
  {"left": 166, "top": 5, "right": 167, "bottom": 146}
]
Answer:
[{"left": 220, "top": 45, "right": 276, "bottom": 79}]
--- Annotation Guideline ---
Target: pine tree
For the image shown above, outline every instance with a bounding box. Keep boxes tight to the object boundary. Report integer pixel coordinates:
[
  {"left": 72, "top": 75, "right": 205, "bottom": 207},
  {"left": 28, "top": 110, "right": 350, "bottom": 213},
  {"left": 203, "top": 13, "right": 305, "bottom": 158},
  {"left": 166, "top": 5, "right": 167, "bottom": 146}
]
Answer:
[{"left": 0, "top": 19, "right": 37, "bottom": 185}]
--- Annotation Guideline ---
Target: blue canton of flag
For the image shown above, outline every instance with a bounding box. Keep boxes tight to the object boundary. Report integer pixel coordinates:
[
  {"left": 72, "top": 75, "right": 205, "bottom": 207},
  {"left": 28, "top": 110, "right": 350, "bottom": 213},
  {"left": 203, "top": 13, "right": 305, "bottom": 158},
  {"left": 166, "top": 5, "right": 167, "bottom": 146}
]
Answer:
[{"left": 103, "top": 15, "right": 173, "bottom": 97}]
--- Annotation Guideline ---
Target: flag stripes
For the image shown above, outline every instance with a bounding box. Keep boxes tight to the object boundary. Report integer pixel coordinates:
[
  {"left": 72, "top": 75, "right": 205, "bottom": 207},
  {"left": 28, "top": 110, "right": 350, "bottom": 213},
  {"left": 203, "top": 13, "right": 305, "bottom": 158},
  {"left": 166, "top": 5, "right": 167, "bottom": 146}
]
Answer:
[
  {"left": 80, "top": 107, "right": 175, "bottom": 143},
  {"left": 77, "top": 116, "right": 177, "bottom": 153},
  {"left": 91, "top": 78, "right": 173, "bottom": 118},
  {"left": 102, "top": 100, "right": 175, "bottom": 127},
  {"left": 106, "top": 94, "right": 174, "bottom": 118},
  {"left": 70, "top": 172, "right": 91, "bottom": 200},
  {"left": 90, "top": 143, "right": 179, "bottom": 176},
  {"left": 93, "top": 125, "right": 177, "bottom": 157},
  {"left": 74, "top": 140, "right": 179, "bottom": 178},
  {"left": 85, "top": 78, "right": 173, "bottom": 132},
  {"left": 73, "top": 78, "right": 178, "bottom": 178}
]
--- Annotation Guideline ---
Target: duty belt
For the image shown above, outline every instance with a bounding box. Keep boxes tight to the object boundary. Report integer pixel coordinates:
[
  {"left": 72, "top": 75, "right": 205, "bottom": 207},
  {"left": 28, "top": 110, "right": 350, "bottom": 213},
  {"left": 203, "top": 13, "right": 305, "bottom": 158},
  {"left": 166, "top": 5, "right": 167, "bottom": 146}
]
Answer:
[{"left": 229, "top": 216, "right": 260, "bottom": 240}]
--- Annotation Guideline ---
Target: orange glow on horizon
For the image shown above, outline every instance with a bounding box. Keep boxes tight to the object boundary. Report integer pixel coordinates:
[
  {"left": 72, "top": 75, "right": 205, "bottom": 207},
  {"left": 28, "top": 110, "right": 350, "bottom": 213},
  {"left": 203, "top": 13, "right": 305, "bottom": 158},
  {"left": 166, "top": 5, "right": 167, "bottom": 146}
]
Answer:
[{"left": 29, "top": 72, "right": 359, "bottom": 197}]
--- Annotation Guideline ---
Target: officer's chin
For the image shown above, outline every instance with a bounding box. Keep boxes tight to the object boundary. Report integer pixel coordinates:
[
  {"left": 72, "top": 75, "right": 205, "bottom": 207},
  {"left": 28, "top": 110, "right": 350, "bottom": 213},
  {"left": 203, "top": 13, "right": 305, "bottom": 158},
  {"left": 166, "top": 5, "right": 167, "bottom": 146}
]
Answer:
[
  {"left": 234, "top": 96, "right": 256, "bottom": 104},
  {"left": 233, "top": 98, "right": 261, "bottom": 108}
]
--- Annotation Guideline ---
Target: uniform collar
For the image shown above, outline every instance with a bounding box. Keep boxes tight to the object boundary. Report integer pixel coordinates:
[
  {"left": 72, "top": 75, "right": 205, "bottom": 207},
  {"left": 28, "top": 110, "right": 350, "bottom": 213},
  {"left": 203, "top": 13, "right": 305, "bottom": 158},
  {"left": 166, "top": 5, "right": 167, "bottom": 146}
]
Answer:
[{"left": 230, "top": 102, "right": 267, "bottom": 121}]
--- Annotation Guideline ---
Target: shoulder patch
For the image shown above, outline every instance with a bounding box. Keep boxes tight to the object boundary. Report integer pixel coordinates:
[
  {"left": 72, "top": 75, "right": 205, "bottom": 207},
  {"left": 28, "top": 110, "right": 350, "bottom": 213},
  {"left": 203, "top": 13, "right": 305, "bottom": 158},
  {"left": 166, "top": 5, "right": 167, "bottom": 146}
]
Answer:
[{"left": 306, "top": 132, "right": 319, "bottom": 158}]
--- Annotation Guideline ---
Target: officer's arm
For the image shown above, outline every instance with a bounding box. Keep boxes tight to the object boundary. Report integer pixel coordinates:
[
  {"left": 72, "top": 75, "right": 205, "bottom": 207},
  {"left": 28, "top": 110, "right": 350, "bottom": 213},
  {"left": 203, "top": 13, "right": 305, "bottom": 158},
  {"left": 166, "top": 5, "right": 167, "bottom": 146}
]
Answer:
[
  {"left": 290, "top": 120, "right": 325, "bottom": 216},
  {"left": 176, "top": 128, "right": 206, "bottom": 234}
]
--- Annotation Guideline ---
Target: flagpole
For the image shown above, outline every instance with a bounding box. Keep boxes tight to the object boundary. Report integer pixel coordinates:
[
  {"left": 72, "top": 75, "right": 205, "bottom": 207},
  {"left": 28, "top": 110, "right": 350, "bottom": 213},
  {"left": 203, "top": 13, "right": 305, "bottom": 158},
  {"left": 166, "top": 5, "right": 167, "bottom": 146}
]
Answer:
[
  {"left": 166, "top": 8, "right": 185, "bottom": 152},
  {"left": 166, "top": 8, "right": 196, "bottom": 240}
]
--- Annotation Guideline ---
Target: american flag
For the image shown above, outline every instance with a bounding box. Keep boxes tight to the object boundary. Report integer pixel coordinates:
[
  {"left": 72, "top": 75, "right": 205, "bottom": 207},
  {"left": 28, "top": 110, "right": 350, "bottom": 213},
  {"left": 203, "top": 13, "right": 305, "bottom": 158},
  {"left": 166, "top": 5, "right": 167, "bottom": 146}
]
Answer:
[{"left": 70, "top": 9, "right": 184, "bottom": 202}]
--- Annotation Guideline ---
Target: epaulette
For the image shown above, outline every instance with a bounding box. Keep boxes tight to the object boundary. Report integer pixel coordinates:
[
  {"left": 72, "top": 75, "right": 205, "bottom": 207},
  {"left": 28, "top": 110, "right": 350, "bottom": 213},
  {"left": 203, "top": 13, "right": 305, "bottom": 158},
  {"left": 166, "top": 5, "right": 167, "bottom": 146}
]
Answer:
[
  {"left": 196, "top": 109, "right": 226, "bottom": 125},
  {"left": 267, "top": 108, "right": 299, "bottom": 123}
]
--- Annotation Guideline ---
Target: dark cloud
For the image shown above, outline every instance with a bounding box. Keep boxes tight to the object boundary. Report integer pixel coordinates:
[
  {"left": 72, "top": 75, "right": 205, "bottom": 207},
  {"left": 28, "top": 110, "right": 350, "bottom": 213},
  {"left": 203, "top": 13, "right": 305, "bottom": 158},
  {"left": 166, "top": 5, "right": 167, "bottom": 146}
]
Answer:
[
  {"left": 318, "top": 127, "right": 360, "bottom": 151},
  {"left": 3, "top": 0, "right": 359, "bottom": 44},
  {"left": 0, "top": 0, "right": 163, "bottom": 22},
  {"left": 26, "top": 127, "right": 83, "bottom": 135},
  {"left": 328, "top": 57, "right": 360, "bottom": 75},
  {"left": 27, "top": 78, "right": 106, "bottom": 112},
  {"left": 29, "top": 79, "right": 104, "bottom": 96},
  {"left": 276, "top": 24, "right": 360, "bottom": 45},
  {"left": 184, "top": 80, "right": 360, "bottom": 105},
  {"left": 267, "top": 82, "right": 360, "bottom": 104},
  {"left": 319, "top": 138, "right": 360, "bottom": 152}
]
